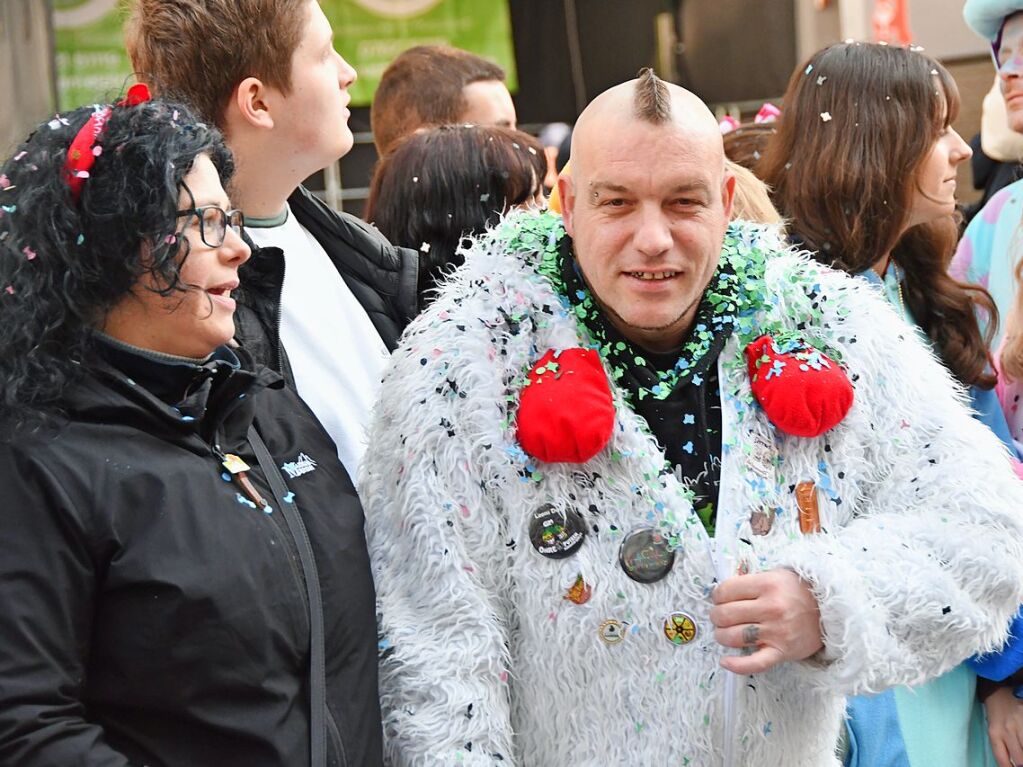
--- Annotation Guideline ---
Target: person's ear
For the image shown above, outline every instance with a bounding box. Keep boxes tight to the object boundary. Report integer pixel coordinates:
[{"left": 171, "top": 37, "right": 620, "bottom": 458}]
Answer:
[
  {"left": 721, "top": 172, "right": 736, "bottom": 222},
  {"left": 231, "top": 77, "right": 274, "bottom": 130},
  {"left": 558, "top": 172, "right": 577, "bottom": 237}
]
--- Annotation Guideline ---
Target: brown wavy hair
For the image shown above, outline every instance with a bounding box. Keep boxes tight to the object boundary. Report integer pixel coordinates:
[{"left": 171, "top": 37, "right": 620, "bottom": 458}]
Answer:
[{"left": 760, "top": 42, "right": 997, "bottom": 388}]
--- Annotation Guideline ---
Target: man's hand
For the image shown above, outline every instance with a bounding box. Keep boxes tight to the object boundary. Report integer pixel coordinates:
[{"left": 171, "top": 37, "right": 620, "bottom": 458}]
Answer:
[
  {"left": 984, "top": 685, "right": 1023, "bottom": 767},
  {"left": 710, "top": 569, "right": 824, "bottom": 674}
]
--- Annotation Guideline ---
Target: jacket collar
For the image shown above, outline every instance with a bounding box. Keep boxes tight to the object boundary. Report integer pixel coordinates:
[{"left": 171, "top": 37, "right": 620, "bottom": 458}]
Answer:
[{"left": 76, "top": 337, "right": 283, "bottom": 450}]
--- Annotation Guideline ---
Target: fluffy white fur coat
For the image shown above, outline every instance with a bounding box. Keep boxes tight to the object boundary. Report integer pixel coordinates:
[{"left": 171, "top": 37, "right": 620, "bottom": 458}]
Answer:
[{"left": 362, "top": 215, "right": 1023, "bottom": 766}]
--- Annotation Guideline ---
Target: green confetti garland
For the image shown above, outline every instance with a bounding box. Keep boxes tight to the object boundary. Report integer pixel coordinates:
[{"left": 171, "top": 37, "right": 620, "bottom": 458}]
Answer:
[{"left": 510, "top": 213, "right": 797, "bottom": 403}]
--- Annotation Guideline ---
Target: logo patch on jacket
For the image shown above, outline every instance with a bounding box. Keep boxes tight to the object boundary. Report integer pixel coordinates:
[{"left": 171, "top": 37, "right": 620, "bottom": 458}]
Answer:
[{"left": 281, "top": 452, "right": 317, "bottom": 479}]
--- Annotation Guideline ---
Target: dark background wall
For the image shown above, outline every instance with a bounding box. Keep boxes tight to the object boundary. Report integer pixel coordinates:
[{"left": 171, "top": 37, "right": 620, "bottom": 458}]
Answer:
[{"left": 339, "top": 0, "right": 801, "bottom": 216}]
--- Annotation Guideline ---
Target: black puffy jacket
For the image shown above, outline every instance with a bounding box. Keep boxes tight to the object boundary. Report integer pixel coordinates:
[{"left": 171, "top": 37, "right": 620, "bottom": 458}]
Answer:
[
  {"left": 235, "top": 186, "right": 419, "bottom": 382},
  {"left": 0, "top": 342, "right": 382, "bottom": 766}
]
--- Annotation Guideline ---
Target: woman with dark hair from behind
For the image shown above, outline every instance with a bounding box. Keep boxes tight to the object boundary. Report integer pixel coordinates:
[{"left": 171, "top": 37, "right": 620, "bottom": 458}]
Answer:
[
  {"left": 760, "top": 41, "right": 1018, "bottom": 767},
  {"left": 365, "top": 124, "right": 546, "bottom": 310},
  {"left": 0, "top": 95, "right": 381, "bottom": 765}
]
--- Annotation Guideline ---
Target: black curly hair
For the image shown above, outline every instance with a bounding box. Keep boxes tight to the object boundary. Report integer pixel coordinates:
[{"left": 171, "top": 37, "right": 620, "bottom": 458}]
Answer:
[{"left": 0, "top": 98, "right": 233, "bottom": 431}]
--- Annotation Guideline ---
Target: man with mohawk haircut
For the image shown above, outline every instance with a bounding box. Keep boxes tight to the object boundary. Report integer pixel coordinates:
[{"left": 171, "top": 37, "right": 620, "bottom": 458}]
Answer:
[{"left": 362, "top": 69, "right": 1023, "bottom": 765}]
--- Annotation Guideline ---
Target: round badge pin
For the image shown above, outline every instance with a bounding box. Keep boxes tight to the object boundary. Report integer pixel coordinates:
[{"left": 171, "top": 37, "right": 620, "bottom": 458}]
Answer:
[
  {"left": 663, "top": 612, "right": 698, "bottom": 646},
  {"left": 528, "top": 503, "right": 586, "bottom": 559},
  {"left": 618, "top": 527, "right": 676, "bottom": 583},
  {"left": 598, "top": 618, "right": 625, "bottom": 645}
]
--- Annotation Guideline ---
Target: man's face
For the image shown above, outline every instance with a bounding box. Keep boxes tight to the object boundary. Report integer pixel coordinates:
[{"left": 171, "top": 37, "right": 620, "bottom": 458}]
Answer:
[
  {"left": 460, "top": 79, "right": 517, "bottom": 129},
  {"left": 560, "top": 119, "right": 734, "bottom": 354},
  {"left": 999, "top": 12, "right": 1023, "bottom": 132},
  {"left": 270, "top": 0, "right": 357, "bottom": 172}
]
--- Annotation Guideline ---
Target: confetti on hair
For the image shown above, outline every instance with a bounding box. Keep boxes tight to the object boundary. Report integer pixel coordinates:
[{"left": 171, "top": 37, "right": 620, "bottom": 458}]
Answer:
[
  {"left": 0, "top": 175, "right": 10, "bottom": 189},
  {"left": 420, "top": 241, "right": 431, "bottom": 253},
  {"left": 4, "top": 286, "right": 14, "bottom": 295},
  {"left": 1, "top": 205, "right": 16, "bottom": 214},
  {"left": 22, "top": 247, "right": 36, "bottom": 261},
  {"left": 13, "top": 152, "right": 26, "bottom": 161},
  {"left": 164, "top": 234, "right": 177, "bottom": 245},
  {"left": 76, "top": 234, "right": 85, "bottom": 245},
  {"left": 816, "top": 76, "right": 827, "bottom": 86},
  {"left": 412, "top": 176, "right": 419, "bottom": 183},
  {"left": 47, "top": 115, "right": 70, "bottom": 131},
  {"left": 805, "top": 64, "right": 814, "bottom": 75},
  {"left": 527, "top": 146, "right": 537, "bottom": 155},
  {"left": 820, "top": 112, "right": 833, "bottom": 122},
  {"left": 480, "top": 193, "right": 491, "bottom": 202}
]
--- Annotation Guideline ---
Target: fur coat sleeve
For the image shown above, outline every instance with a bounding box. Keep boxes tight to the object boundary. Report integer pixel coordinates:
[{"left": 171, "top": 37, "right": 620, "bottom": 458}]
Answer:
[{"left": 759, "top": 256, "right": 1023, "bottom": 695}]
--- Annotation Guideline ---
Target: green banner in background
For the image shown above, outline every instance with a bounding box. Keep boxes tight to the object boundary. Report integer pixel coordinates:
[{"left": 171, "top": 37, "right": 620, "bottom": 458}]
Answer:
[
  {"left": 322, "top": 0, "right": 517, "bottom": 107},
  {"left": 53, "top": 0, "right": 133, "bottom": 110},
  {"left": 51, "top": 0, "right": 516, "bottom": 110}
]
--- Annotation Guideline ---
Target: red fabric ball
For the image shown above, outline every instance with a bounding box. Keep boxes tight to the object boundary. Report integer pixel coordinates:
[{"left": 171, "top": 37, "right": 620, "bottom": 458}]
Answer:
[
  {"left": 516, "top": 348, "right": 615, "bottom": 463},
  {"left": 745, "top": 335, "right": 854, "bottom": 438}
]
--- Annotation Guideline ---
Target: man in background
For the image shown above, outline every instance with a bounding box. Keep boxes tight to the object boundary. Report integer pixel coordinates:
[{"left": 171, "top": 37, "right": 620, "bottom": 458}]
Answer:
[{"left": 370, "top": 44, "right": 516, "bottom": 157}]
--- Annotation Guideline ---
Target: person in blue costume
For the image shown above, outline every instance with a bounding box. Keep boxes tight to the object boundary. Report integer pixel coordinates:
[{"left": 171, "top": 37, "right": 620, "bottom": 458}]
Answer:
[
  {"left": 956, "top": 1, "right": 1023, "bottom": 349},
  {"left": 761, "top": 41, "right": 1020, "bottom": 767}
]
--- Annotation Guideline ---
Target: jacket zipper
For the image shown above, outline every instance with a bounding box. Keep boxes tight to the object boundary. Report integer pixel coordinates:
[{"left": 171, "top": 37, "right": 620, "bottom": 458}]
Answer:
[
  {"left": 707, "top": 358, "right": 739, "bottom": 767},
  {"left": 325, "top": 704, "right": 349, "bottom": 767},
  {"left": 274, "top": 255, "right": 286, "bottom": 375}
]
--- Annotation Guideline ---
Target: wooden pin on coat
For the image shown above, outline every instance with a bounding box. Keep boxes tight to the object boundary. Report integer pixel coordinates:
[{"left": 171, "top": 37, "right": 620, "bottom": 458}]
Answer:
[{"left": 795, "top": 481, "right": 821, "bottom": 534}]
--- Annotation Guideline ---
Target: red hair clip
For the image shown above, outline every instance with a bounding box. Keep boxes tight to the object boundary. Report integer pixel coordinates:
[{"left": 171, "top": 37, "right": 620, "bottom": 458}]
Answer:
[{"left": 64, "top": 83, "right": 151, "bottom": 202}]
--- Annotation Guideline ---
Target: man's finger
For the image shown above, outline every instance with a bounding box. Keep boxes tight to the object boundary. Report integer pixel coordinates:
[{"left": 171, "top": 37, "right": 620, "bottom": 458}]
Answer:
[
  {"left": 714, "top": 623, "right": 764, "bottom": 650},
  {"left": 720, "top": 645, "right": 784, "bottom": 675},
  {"left": 709, "top": 600, "right": 765, "bottom": 629},
  {"left": 713, "top": 572, "right": 772, "bottom": 604}
]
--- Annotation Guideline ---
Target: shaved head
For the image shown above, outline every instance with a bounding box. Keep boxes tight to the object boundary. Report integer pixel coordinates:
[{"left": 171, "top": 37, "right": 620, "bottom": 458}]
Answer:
[
  {"left": 570, "top": 69, "right": 725, "bottom": 182},
  {"left": 557, "top": 70, "right": 735, "bottom": 354}
]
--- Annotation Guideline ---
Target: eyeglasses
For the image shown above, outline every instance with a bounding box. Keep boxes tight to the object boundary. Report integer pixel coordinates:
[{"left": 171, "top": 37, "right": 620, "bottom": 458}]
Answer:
[{"left": 175, "top": 205, "right": 245, "bottom": 248}]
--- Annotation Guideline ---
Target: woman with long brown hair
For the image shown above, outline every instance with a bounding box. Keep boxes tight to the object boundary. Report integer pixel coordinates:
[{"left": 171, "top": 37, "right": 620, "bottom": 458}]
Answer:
[{"left": 761, "top": 41, "right": 1017, "bottom": 767}]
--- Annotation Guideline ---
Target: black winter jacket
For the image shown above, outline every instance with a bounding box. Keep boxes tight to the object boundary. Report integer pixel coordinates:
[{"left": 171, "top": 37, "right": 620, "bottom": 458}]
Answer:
[
  {"left": 235, "top": 186, "right": 419, "bottom": 382},
  {"left": 0, "top": 343, "right": 382, "bottom": 766}
]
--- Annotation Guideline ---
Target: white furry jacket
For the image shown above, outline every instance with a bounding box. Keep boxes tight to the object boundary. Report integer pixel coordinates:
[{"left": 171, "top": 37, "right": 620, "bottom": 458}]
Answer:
[{"left": 362, "top": 214, "right": 1023, "bottom": 767}]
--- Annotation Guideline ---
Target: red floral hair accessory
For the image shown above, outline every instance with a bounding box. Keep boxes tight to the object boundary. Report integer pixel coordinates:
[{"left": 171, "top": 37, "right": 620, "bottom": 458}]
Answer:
[{"left": 64, "top": 83, "right": 151, "bottom": 202}]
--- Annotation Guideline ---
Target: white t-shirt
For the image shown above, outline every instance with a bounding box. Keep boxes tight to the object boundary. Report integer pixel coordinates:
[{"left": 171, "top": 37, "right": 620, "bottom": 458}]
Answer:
[{"left": 247, "top": 205, "right": 389, "bottom": 481}]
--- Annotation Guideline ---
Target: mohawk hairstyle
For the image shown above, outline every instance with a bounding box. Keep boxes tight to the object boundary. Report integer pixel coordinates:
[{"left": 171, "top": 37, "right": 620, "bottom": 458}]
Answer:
[{"left": 633, "top": 68, "right": 672, "bottom": 124}]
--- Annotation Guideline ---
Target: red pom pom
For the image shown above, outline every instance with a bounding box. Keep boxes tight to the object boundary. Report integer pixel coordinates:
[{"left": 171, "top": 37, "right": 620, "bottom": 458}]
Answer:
[
  {"left": 745, "top": 335, "right": 854, "bottom": 438},
  {"left": 516, "top": 348, "right": 615, "bottom": 463}
]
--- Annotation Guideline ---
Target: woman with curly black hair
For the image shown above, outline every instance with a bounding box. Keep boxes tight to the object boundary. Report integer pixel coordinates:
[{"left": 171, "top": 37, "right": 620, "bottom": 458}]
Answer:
[{"left": 0, "top": 95, "right": 381, "bottom": 766}]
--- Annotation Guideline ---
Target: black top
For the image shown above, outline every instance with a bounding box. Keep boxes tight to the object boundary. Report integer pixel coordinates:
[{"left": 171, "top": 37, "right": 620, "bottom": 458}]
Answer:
[
  {"left": 0, "top": 338, "right": 382, "bottom": 766},
  {"left": 556, "top": 244, "right": 731, "bottom": 534}
]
